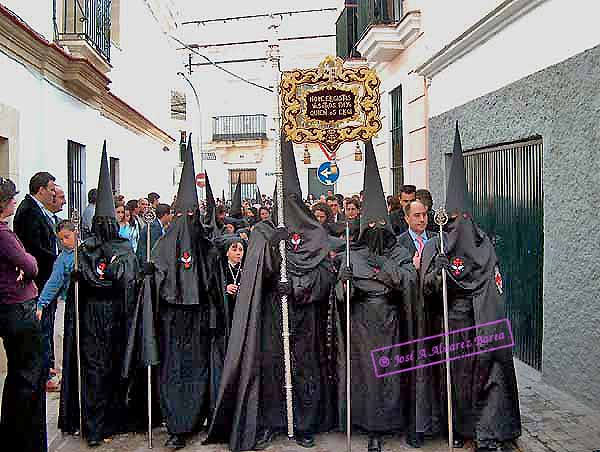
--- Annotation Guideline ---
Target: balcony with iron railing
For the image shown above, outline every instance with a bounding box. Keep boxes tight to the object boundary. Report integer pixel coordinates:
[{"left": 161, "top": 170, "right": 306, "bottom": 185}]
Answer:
[
  {"left": 212, "top": 114, "right": 268, "bottom": 142},
  {"left": 54, "top": 0, "right": 112, "bottom": 73},
  {"left": 336, "top": 0, "right": 421, "bottom": 63}
]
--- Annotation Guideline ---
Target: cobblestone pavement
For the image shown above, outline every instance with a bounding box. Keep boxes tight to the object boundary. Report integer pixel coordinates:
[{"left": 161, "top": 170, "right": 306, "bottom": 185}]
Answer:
[
  {"left": 513, "top": 360, "right": 600, "bottom": 452},
  {"left": 54, "top": 430, "right": 467, "bottom": 452},
  {"left": 52, "top": 360, "right": 600, "bottom": 452}
]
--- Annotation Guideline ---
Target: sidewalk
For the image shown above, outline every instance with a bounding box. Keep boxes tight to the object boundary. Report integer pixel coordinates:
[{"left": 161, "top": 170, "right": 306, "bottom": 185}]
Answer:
[
  {"left": 3, "top": 313, "right": 600, "bottom": 452},
  {"left": 513, "top": 359, "right": 600, "bottom": 452}
]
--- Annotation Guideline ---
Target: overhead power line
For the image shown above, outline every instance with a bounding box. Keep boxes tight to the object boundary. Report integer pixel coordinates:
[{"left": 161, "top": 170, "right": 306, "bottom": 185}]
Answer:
[
  {"left": 179, "top": 33, "right": 335, "bottom": 50},
  {"left": 181, "top": 7, "right": 338, "bottom": 25},
  {"left": 169, "top": 34, "right": 273, "bottom": 93}
]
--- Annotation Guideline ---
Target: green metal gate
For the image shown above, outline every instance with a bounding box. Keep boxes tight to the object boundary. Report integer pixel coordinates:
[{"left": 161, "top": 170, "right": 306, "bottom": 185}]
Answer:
[
  {"left": 464, "top": 138, "right": 544, "bottom": 370},
  {"left": 307, "top": 168, "right": 330, "bottom": 200}
]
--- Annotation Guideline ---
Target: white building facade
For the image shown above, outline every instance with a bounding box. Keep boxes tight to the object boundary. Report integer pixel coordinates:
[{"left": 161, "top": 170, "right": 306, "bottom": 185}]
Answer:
[
  {"left": 176, "top": 0, "right": 345, "bottom": 202},
  {"left": 0, "top": 0, "right": 187, "bottom": 213}
]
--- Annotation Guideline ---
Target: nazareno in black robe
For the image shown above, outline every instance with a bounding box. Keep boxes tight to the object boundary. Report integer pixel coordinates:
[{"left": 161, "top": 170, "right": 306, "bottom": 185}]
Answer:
[
  {"left": 152, "top": 210, "right": 215, "bottom": 435},
  {"left": 205, "top": 217, "right": 340, "bottom": 451},
  {"left": 58, "top": 235, "right": 140, "bottom": 441},
  {"left": 420, "top": 215, "right": 521, "bottom": 442},
  {"left": 336, "top": 231, "right": 418, "bottom": 435}
]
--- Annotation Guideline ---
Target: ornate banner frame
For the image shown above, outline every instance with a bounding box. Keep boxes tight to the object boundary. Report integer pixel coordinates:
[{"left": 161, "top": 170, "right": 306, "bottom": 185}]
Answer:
[{"left": 280, "top": 56, "right": 382, "bottom": 152}]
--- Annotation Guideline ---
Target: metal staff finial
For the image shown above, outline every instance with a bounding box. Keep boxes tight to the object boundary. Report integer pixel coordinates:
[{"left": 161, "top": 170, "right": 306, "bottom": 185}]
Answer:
[
  {"left": 70, "top": 208, "right": 84, "bottom": 436},
  {"left": 142, "top": 206, "right": 157, "bottom": 225},
  {"left": 434, "top": 206, "right": 453, "bottom": 451},
  {"left": 142, "top": 206, "right": 157, "bottom": 449},
  {"left": 434, "top": 207, "right": 449, "bottom": 228}
]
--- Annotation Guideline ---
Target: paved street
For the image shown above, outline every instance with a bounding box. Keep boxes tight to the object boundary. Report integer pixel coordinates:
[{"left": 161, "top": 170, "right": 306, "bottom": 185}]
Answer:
[
  {"left": 54, "top": 430, "right": 464, "bottom": 452},
  {"left": 50, "top": 360, "right": 600, "bottom": 452},
  {"left": 2, "top": 302, "right": 599, "bottom": 452}
]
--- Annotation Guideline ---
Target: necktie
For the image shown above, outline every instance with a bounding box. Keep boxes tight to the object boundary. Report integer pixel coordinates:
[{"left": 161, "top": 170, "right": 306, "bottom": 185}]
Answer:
[{"left": 416, "top": 235, "right": 425, "bottom": 257}]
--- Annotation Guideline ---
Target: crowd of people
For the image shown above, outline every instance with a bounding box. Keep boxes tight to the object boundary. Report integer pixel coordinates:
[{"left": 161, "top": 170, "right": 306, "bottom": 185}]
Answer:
[{"left": 0, "top": 129, "right": 521, "bottom": 452}]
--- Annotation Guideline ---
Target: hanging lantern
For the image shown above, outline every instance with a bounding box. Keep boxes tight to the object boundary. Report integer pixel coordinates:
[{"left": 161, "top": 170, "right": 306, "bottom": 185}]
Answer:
[
  {"left": 303, "top": 143, "right": 311, "bottom": 164},
  {"left": 354, "top": 141, "right": 363, "bottom": 161}
]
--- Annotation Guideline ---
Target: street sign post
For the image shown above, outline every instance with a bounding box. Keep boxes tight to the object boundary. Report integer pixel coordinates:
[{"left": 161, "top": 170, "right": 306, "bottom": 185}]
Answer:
[
  {"left": 317, "top": 161, "right": 339, "bottom": 186},
  {"left": 195, "top": 172, "right": 205, "bottom": 188}
]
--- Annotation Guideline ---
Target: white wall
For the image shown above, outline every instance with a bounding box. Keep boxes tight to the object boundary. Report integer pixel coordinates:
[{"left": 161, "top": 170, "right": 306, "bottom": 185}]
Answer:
[
  {"left": 0, "top": 50, "right": 179, "bottom": 207},
  {"left": 1, "top": 0, "right": 55, "bottom": 41},
  {"left": 426, "top": 0, "right": 600, "bottom": 117},
  {"left": 109, "top": 0, "right": 182, "bottom": 131},
  {"left": 0, "top": 0, "right": 184, "bottom": 205}
]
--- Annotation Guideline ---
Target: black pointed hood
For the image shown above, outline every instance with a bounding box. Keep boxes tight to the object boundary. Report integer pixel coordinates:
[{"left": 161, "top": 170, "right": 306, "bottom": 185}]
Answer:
[
  {"left": 173, "top": 134, "right": 199, "bottom": 214},
  {"left": 94, "top": 141, "right": 116, "bottom": 219},
  {"left": 229, "top": 173, "right": 243, "bottom": 218},
  {"left": 204, "top": 171, "right": 220, "bottom": 238},
  {"left": 254, "top": 186, "right": 262, "bottom": 205},
  {"left": 272, "top": 136, "right": 302, "bottom": 221},
  {"left": 445, "top": 121, "right": 470, "bottom": 215},
  {"left": 282, "top": 135, "right": 302, "bottom": 199},
  {"left": 152, "top": 133, "right": 211, "bottom": 306},
  {"left": 279, "top": 135, "right": 328, "bottom": 274},
  {"left": 205, "top": 170, "right": 216, "bottom": 217},
  {"left": 359, "top": 139, "right": 393, "bottom": 240}
]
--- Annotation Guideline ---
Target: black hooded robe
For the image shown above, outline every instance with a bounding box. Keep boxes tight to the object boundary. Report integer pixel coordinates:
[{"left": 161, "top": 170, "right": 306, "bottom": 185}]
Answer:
[
  {"left": 337, "top": 239, "right": 418, "bottom": 434},
  {"left": 205, "top": 221, "right": 338, "bottom": 451},
  {"left": 58, "top": 237, "right": 140, "bottom": 441},
  {"left": 153, "top": 213, "right": 214, "bottom": 435},
  {"left": 420, "top": 217, "right": 521, "bottom": 443}
]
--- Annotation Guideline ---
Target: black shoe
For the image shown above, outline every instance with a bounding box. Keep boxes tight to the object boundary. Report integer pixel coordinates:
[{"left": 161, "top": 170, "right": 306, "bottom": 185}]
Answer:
[
  {"left": 367, "top": 435, "right": 383, "bottom": 452},
  {"left": 254, "top": 429, "right": 276, "bottom": 450},
  {"left": 87, "top": 439, "right": 102, "bottom": 448},
  {"left": 407, "top": 432, "right": 424, "bottom": 448},
  {"left": 165, "top": 434, "right": 186, "bottom": 449},
  {"left": 476, "top": 439, "right": 501, "bottom": 451},
  {"left": 296, "top": 432, "right": 315, "bottom": 448},
  {"left": 453, "top": 436, "right": 465, "bottom": 448}
]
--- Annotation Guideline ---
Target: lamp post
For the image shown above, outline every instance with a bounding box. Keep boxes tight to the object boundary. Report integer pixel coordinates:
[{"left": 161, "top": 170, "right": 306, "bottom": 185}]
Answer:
[{"left": 177, "top": 71, "right": 204, "bottom": 198}]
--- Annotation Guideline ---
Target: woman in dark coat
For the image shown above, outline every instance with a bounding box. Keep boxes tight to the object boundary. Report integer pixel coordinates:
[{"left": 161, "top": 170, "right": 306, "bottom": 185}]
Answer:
[{"left": 0, "top": 177, "right": 47, "bottom": 452}]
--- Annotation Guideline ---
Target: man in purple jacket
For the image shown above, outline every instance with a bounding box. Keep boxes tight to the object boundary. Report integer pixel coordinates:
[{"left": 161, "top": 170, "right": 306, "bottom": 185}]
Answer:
[{"left": 0, "top": 176, "right": 47, "bottom": 452}]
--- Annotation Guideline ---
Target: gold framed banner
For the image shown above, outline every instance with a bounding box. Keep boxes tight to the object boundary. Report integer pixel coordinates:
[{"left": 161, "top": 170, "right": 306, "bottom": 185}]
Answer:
[{"left": 280, "top": 56, "right": 382, "bottom": 152}]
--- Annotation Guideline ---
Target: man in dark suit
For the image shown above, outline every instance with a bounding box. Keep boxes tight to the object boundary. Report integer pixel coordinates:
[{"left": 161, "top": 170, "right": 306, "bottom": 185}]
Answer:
[
  {"left": 397, "top": 198, "right": 439, "bottom": 448},
  {"left": 326, "top": 195, "right": 345, "bottom": 223},
  {"left": 396, "top": 199, "right": 437, "bottom": 271},
  {"left": 13, "top": 172, "right": 58, "bottom": 389}
]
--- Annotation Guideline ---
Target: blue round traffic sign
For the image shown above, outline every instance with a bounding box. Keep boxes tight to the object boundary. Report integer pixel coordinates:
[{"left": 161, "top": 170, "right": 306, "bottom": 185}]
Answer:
[{"left": 317, "top": 161, "right": 339, "bottom": 186}]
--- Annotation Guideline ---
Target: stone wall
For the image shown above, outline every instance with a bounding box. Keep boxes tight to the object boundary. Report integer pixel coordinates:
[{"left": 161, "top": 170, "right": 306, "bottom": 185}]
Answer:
[{"left": 428, "top": 44, "right": 600, "bottom": 411}]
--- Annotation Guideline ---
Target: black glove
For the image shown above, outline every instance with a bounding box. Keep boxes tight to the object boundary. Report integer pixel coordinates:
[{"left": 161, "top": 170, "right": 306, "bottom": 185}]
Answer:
[
  {"left": 277, "top": 280, "right": 292, "bottom": 297},
  {"left": 434, "top": 254, "right": 450, "bottom": 271},
  {"left": 367, "top": 255, "right": 386, "bottom": 269},
  {"left": 270, "top": 226, "right": 290, "bottom": 244},
  {"left": 338, "top": 265, "right": 353, "bottom": 283},
  {"left": 101, "top": 245, "right": 118, "bottom": 266},
  {"left": 143, "top": 262, "right": 155, "bottom": 275},
  {"left": 70, "top": 269, "right": 84, "bottom": 283}
]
